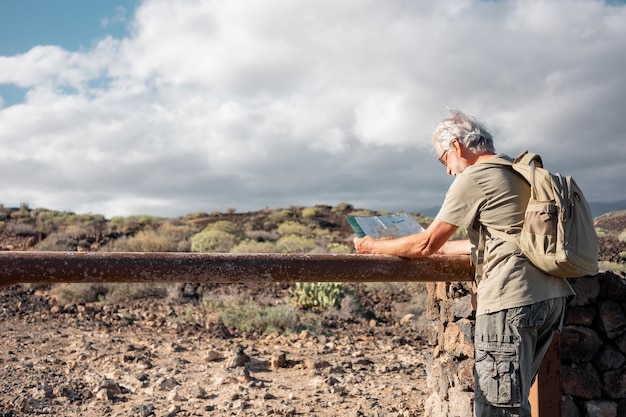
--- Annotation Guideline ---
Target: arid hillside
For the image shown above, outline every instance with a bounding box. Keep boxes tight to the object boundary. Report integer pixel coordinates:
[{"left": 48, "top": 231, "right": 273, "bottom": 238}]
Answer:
[{"left": 0, "top": 204, "right": 624, "bottom": 416}]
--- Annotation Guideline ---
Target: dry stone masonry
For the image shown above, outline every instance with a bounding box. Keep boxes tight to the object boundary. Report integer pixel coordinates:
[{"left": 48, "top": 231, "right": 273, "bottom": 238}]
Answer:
[{"left": 424, "top": 271, "right": 626, "bottom": 417}]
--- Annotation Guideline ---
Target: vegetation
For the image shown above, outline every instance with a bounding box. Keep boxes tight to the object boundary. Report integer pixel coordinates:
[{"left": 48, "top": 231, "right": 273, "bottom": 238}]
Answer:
[
  {"left": 289, "top": 282, "right": 349, "bottom": 310},
  {"left": 11, "top": 202, "right": 623, "bottom": 336}
]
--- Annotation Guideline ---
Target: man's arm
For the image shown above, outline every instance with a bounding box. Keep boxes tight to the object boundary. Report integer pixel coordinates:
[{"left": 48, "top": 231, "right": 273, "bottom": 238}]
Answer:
[
  {"left": 353, "top": 219, "right": 469, "bottom": 258},
  {"left": 438, "top": 238, "right": 471, "bottom": 255}
]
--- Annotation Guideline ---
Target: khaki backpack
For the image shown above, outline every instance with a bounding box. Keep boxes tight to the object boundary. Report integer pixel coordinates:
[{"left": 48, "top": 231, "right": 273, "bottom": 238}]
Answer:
[{"left": 484, "top": 151, "right": 599, "bottom": 278}]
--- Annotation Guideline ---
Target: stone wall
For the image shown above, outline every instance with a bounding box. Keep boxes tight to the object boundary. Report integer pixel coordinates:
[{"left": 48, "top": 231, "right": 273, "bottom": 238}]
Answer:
[{"left": 423, "top": 271, "right": 626, "bottom": 417}]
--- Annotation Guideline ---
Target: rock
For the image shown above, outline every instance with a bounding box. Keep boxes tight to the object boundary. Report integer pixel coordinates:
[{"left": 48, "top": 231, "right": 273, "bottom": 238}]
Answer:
[
  {"left": 226, "top": 345, "right": 249, "bottom": 368},
  {"left": 98, "top": 379, "right": 123, "bottom": 394},
  {"left": 203, "top": 350, "right": 222, "bottom": 362},
  {"left": 130, "top": 403, "right": 156, "bottom": 417},
  {"left": 8, "top": 395, "right": 31, "bottom": 413},
  {"left": 561, "top": 326, "right": 603, "bottom": 362},
  {"left": 561, "top": 363, "right": 602, "bottom": 399},
  {"left": 442, "top": 319, "right": 474, "bottom": 358},
  {"left": 597, "top": 301, "right": 626, "bottom": 339},
  {"left": 271, "top": 352, "right": 287, "bottom": 369},
  {"left": 166, "top": 388, "right": 182, "bottom": 401},
  {"left": 568, "top": 276, "right": 600, "bottom": 306},
  {"left": 54, "top": 385, "right": 77, "bottom": 400},
  {"left": 304, "top": 359, "right": 331, "bottom": 370},
  {"left": 452, "top": 294, "right": 474, "bottom": 319},
  {"left": 598, "top": 272, "right": 626, "bottom": 300},
  {"left": 400, "top": 314, "right": 416, "bottom": 325},
  {"left": 95, "top": 388, "right": 116, "bottom": 401},
  {"left": 584, "top": 400, "right": 618, "bottom": 417},
  {"left": 564, "top": 306, "right": 597, "bottom": 326},
  {"left": 593, "top": 344, "right": 626, "bottom": 371},
  {"left": 189, "top": 383, "right": 207, "bottom": 399},
  {"left": 603, "top": 368, "right": 626, "bottom": 399},
  {"left": 157, "top": 377, "right": 180, "bottom": 391}
]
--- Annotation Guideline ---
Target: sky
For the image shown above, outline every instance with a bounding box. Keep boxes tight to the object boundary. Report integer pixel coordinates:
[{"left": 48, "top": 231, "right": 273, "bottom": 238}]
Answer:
[{"left": 0, "top": 0, "right": 625, "bottom": 218}]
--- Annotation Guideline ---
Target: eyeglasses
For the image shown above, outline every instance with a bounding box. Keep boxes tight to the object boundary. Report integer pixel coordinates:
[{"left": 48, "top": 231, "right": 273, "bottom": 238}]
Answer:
[{"left": 438, "top": 147, "right": 451, "bottom": 166}]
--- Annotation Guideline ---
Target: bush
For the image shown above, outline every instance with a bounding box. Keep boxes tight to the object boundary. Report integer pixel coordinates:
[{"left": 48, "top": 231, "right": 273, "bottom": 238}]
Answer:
[
  {"left": 327, "top": 243, "right": 353, "bottom": 254},
  {"left": 184, "top": 212, "right": 210, "bottom": 220},
  {"left": 190, "top": 229, "right": 237, "bottom": 252},
  {"left": 6, "top": 222, "right": 37, "bottom": 236},
  {"left": 332, "top": 202, "right": 353, "bottom": 213},
  {"left": 35, "top": 232, "right": 76, "bottom": 251},
  {"left": 289, "top": 282, "right": 347, "bottom": 310},
  {"left": 204, "top": 296, "right": 319, "bottom": 335},
  {"left": 126, "top": 229, "right": 177, "bottom": 252},
  {"left": 276, "top": 221, "right": 309, "bottom": 237},
  {"left": 275, "top": 235, "right": 318, "bottom": 253},
  {"left": 266, "top": 209, "right": 295, "bottom": 228},
  {"left": 51, "top": 283, "right": 171, "bottom": 305},
  {"left": 230, "top": 239, "right": 276, "bottom": 253},
  {"left": 50, "top": 283, "right": 110, "bottom": 304},
  {"left": 103, "top": 283, "right": 170, "bottom": 304},
  {"left": 301, "top": 206, "right": 319, "bottom": 219},
  {"left": 204, "top": 220, "right": 242, "bottom": 235},
  {"left": 245, "top": 230, "right": 279, "bottom": 242}
]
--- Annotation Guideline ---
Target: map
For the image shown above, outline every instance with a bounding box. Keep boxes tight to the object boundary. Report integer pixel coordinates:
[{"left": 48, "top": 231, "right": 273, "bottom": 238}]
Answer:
[{"left": 346, "top": 213, "right": 424, "bottom": 239}]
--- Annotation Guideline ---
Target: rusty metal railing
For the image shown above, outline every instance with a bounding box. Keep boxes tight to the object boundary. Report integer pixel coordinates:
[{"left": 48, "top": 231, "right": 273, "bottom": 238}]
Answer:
[
  {"left": 0, "top": 252, "right": 473, "bottom": 286},
  {"left": 0, "top": 251, "right": 557, "bottom": 416}
]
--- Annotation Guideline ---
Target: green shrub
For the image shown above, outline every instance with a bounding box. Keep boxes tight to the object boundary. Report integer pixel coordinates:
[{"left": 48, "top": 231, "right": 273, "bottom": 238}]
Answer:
[
  {"left": 266, "top": 209, "right": 295, "bottom": 228},
  {"left": 230, "top": 239, "right": 276, "bottom": 253},
  {"left": 52, "top": 283, "right": 171, "bottom": 305},
  {"left": 103, "top": 283, "right": 170, "bottom": 304},
  {"left": 125, "top": 229, "right": 176, "bottom": 252},
  {"left": 204, "top": 220, "right": 241, "bottom": 235},
  {"left": 348, "top": 209, "right": 377, "bottom": 217},
  {"left": 595, "top": 228, "right": 608, "bottom": 237},
  {"left": 289, "top": 282, "right": 347, "bottom": 310},
  {"left": 275, "top": 235, "right": 318, "bottom": 253},
  {"left": 35, "top": 232, "right": 76, "bottom": 251},
  {"left": 332, "top": 202, "right": 353, "bottom": 213},
  {"left": 277, "top": 221, "right": 309, "bottom": 237},
  {"left": 204, "top": 296, "right": 319, "bottom": 335},
  {"left": 190, "top": 229, "right": 237, "bottom": 252},
  {"left": 245, "top": 230, "right": 279, "bottom": 242},
  {"left": 618, "top": 229, "right": 626, "bottom": 243},
  {"left": 107, "top": 216, "right": 141, "bottom": 234},
  {"left": 327, "top": 243, "right": 353, "bottom": 254},
  {"left": 51, "top": 283, "right": 110, "bottom": 304},
  {"left": 301, "top": 206, "right": 318, "bottom": 219},
  {"left": 6, "top": 222, "right": 37, "bottom": 236},
  {"left": 184, "top": 212, "right": 209, "bottom": 220},
  {"left": 599, "top": 261, "right": 626, "bottom": 273}
]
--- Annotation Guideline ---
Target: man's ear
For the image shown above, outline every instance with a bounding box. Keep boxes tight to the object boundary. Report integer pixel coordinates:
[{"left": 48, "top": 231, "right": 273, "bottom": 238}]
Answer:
[{"left": 451, "top": 138, "right": 462, "bottom": 154}]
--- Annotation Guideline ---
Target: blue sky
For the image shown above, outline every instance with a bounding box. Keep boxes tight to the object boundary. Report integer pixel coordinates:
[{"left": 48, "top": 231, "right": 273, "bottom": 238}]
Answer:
[
  {"left": 0, "top": 0, "right": 136, "bottom": 104},
  {"left": 0, "top": 0, "right": 625, "bottom": 218},
  {"left": 0, "top": 1, "right": 135, "bottom": 53}
]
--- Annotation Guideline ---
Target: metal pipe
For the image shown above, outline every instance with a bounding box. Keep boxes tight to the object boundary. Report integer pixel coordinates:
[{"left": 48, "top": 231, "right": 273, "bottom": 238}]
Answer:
[{"left": 0, "top": 252, "right": 473, "bottom": 286}]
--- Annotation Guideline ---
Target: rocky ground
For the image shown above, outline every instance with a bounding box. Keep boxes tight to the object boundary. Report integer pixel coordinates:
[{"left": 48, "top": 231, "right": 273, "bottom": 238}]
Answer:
[
  {"left": 0, "top": 284, "right": 429, "bottom": 417},
  {"left": 0, "top": 209, "right": 624, "bottom": 417}
]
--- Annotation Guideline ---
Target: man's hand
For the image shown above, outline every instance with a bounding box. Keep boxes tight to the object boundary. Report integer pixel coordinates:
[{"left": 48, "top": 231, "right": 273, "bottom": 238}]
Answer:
[
  {"left": 352, "top": 219, "right": 462, "bottom": 258},
  {"left": 353, "top": 236, "right": 376, "bottom": 254}
]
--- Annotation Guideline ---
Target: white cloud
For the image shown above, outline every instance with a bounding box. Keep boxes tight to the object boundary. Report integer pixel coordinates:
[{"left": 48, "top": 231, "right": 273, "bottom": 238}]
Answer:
[{"left": 0, "top": 0, "right": 625, "bottom": 217}]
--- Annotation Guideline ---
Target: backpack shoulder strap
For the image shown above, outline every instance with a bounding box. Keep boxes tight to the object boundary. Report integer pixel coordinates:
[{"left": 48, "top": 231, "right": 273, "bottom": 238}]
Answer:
[
  {"left": 486, "top": 150, "right": 543, "bottom": 168},
  {"left": 513, "top": 150, "right": 543, "bottom": 168}
]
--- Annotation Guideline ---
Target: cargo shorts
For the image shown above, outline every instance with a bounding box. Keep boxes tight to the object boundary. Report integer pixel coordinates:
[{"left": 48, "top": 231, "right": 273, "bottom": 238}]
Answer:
[{"left": 473, "top": 297, "right": 566, "bottom": 417}]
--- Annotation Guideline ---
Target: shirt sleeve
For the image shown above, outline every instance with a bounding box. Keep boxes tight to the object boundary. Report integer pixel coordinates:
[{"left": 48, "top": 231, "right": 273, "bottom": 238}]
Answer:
[{"left": 435, "top": 172, "right": 486, "bottom": 230}]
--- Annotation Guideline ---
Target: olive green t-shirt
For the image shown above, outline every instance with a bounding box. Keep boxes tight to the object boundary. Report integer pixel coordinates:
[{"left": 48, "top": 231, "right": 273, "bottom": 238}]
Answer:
[{"left": 436, "top": 154, "right": 575, "bottom": 316}]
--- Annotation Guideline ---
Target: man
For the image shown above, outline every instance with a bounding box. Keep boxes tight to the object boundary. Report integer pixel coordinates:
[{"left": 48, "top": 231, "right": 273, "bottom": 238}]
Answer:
[{"left": 353, "top": 110, "right": 574, "bottom": 417}]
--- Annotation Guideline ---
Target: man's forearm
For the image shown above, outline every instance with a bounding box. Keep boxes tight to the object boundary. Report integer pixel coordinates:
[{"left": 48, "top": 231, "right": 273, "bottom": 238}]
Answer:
[{"left": 438, "top": 239, "right": 471, "bottom": 255}]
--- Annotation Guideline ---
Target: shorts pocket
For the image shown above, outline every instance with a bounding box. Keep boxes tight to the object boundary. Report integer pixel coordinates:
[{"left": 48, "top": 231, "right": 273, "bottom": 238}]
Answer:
[{"left": 474, "top": 346, "right": 521, "bottom": 407}]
